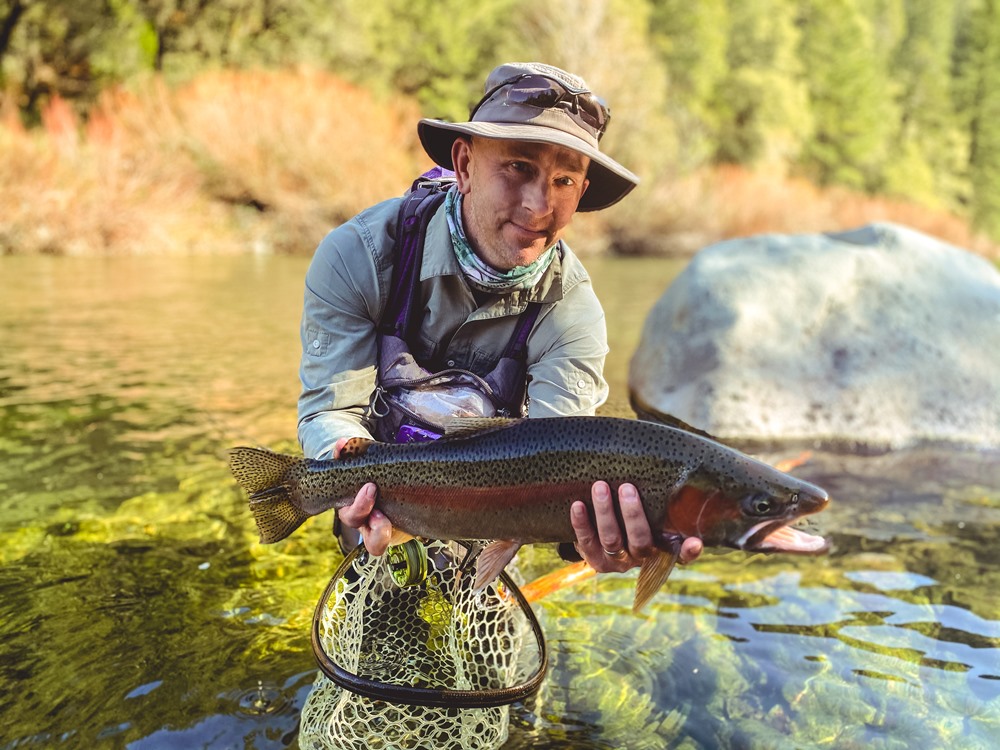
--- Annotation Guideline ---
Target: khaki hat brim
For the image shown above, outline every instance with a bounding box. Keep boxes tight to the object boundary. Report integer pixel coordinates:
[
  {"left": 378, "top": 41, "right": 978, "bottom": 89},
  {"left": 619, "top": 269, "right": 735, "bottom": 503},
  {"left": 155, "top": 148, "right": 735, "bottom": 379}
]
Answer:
[{"left": 418, "top": 119, "right": 639, "bottom": 212}]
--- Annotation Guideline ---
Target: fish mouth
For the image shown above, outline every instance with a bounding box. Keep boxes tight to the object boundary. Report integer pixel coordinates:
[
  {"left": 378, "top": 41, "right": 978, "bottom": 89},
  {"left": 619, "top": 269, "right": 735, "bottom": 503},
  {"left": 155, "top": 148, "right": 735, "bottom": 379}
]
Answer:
[{"left": 739, "top": 520, "right": 829, "bottom": 554}]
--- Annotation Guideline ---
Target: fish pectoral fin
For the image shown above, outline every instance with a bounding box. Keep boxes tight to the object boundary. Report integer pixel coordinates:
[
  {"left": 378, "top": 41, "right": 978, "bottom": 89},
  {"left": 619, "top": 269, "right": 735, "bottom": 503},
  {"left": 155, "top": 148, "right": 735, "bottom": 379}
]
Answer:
[
  {"left": 473, "top": 540, "right": 521, "bottom": 590},
  {"left": 633, "top": 549, "right": 679, "bottom": 613},
  {"left": 340, "top": 437, "right": 374, "bottom": 458}
]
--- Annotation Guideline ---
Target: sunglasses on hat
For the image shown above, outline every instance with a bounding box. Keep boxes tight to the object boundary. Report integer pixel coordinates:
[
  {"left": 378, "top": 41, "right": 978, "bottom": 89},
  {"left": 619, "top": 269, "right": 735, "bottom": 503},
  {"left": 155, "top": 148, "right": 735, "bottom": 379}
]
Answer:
[{"left": 470, "top": 74, "right": 611, "bottom": 141}]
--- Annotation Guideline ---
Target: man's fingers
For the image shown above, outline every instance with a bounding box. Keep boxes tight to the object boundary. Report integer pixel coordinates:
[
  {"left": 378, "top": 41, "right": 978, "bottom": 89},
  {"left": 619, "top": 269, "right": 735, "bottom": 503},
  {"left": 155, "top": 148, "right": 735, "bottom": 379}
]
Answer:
[
  {"left": 570, "top": 499, "right": 612, "bottom": 570},
  {"left": 591, "top": 481, "right": 625, "bottom": 554},
  {"left": 362, "top": 509, "right": 393, "bottom": 556},
  {"left": 570, "top": 500, "right": 597, "bottom": 547},
  {"left": 337, "top": 483, "right": 377, "bottom": 527},
  {"left": 332, "top": 436, "right": 351, "bottom": 459},
  {"left": 679, "top": 536, "right": 703, "bottom": 565},
  {"left": 571, "top": 484, "right": 634, "bottom": 573},
  {"left": 618, "top": 483, "right": 653, "bottom": 559}
]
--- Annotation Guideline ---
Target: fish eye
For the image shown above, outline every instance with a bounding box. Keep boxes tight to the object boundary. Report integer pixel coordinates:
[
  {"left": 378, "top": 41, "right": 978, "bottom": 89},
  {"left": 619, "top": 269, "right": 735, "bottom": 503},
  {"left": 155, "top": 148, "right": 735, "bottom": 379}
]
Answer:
[{"left": 745, "top": 494, "right": 775, "bottom": 516}]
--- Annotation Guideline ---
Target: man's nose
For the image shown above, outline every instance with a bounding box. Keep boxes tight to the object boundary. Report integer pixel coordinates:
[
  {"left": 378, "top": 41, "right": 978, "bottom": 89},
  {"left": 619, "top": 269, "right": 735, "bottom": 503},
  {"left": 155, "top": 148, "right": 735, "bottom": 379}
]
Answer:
[{"left": 521, "top": 177, "right": 552, "bottom": 215}]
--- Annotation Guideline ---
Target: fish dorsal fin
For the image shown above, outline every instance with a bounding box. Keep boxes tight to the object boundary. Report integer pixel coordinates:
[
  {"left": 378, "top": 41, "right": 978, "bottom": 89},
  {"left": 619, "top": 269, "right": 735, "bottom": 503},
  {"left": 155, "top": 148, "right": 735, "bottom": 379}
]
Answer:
[
  {"left": 340, "top": 437, "right": 373, "bottom": 458},
  {"left": 633, "top": 548, "right": 678, "bottom": 613},
  {"left": 441, "top": 417, "right": 522, "bottom": 439},
  {"left": 629, "top": 392, "right": 724, "bottom": 443}
]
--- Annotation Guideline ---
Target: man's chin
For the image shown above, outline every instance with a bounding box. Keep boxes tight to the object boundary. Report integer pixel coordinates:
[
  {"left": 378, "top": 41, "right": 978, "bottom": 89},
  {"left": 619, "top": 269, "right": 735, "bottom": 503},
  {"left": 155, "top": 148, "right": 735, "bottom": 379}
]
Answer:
[{"left": 504, "top": 239, "right": 553, "bottom": 267}]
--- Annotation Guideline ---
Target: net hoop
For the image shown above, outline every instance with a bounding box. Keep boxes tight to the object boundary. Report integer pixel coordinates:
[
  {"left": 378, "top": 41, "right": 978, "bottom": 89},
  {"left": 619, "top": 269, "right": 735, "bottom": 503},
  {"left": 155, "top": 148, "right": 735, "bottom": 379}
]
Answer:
[{"left": 311, "top": 541, "right": 549, "bottom": 709}]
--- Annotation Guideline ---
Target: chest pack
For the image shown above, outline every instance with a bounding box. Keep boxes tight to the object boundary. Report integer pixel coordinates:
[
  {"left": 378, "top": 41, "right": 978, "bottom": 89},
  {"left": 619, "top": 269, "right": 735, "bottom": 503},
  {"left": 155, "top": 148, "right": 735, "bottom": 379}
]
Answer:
[{"left": 371, "top": 172, "right": 541, "bottom": 443}]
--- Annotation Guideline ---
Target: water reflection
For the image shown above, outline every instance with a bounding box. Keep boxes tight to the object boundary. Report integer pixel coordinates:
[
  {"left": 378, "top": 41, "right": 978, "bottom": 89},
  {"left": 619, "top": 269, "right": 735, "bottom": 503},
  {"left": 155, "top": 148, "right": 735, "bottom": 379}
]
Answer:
[{"left": 1, "top": 256, "right": 999, "bottom": 748}]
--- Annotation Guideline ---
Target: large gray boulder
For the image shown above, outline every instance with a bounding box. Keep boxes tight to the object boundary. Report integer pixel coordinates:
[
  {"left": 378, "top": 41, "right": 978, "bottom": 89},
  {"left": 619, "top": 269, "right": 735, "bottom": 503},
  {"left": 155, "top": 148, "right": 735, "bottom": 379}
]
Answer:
[{"left": 628, "top": 223, "right": 1000, "bottom": 450}]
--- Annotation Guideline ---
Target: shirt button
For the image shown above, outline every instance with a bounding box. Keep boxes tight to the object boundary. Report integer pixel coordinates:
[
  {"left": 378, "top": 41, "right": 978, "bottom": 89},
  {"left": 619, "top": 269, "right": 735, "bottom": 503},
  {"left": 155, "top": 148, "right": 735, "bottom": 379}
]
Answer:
[
  {"left": 312, "top": 340, "right": 321, "bottom": 349},
  {"left": 447, "top": 360, "right": 456, "bottom": 367}
]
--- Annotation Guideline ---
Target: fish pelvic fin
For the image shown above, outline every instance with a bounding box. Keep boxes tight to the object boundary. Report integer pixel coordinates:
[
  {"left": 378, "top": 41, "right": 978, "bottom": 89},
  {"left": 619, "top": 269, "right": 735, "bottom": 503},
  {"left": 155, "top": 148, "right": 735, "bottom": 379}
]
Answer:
[
  {"left": 229, "top": 447, "right": 307, "bottom": 544},
  {"left": 633, "top": 549, "right": 679, "bottom": 613},
  {"left": 386, "top": 528, "right": 415, "bottom": 547},
  {"left": 473, "top": 540, "right": 521, "bottom": 591}
]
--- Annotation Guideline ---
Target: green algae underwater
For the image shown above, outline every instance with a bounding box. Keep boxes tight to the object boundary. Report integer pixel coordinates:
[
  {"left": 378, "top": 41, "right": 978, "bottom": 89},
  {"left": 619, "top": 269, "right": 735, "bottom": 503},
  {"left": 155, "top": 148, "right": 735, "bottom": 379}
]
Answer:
[{"left": 1, "top": 255, "right": 998, "bottom": 749}]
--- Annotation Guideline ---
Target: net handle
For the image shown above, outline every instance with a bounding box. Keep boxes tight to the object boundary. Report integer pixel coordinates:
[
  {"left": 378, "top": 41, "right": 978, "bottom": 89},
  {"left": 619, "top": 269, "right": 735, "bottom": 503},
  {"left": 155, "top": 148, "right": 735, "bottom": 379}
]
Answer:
[{"left": 311, "top": 542, "right": 549, "bottom": 709}]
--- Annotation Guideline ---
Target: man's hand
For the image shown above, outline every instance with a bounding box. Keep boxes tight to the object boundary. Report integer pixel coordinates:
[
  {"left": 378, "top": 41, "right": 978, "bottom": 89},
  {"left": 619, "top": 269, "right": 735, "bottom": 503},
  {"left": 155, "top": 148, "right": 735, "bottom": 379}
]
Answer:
[
  {"left": 332, "top": 436, "right": 393, "bottom": 556},
  {"left": 571, "top": 481, "right": 703, "bottom": 572}
]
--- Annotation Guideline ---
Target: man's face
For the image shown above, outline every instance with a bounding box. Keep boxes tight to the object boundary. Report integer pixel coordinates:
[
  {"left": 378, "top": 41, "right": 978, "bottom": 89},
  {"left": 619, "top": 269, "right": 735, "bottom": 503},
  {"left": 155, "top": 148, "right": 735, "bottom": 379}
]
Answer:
[{"left": 452, "top": 136, "right": 590, "bottom": 271}]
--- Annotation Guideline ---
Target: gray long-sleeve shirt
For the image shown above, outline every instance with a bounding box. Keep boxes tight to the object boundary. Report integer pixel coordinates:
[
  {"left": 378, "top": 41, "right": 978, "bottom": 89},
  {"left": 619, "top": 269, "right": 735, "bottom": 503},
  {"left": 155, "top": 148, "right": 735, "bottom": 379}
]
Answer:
[{"left": 297, "top": 194, "right": 610, "bottom": 459}]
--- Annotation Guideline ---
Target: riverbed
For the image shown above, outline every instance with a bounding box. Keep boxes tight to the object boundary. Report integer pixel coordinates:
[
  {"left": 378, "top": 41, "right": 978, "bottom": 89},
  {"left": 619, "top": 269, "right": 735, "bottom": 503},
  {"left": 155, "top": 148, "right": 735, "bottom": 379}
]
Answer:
[{"left": 1, "top": 254, "right": 997, "bottom": 749}]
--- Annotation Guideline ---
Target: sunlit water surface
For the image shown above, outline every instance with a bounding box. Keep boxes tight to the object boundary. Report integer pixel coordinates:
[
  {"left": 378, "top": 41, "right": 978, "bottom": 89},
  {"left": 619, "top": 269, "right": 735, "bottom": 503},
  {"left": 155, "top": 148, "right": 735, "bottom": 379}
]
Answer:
[{"left": 1, "top": 255, "right": 998, "bottom": 749}]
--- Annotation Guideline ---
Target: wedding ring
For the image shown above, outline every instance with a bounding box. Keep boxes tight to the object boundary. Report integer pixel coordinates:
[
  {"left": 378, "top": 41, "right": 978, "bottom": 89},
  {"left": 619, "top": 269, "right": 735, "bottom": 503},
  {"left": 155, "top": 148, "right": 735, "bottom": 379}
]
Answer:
[{"left": 602, "top": 546, "right": 628, "bottom": 560}]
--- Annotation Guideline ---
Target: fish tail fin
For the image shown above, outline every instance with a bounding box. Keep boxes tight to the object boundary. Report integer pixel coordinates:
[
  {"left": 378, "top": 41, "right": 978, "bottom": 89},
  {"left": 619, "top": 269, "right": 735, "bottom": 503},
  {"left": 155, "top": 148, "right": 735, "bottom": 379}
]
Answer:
[
  {"left": 633, "top": 549, "right": 678, "bottom": 613},
  {"left": 228, "top": 447, "right": 309, "bottom": 544}
]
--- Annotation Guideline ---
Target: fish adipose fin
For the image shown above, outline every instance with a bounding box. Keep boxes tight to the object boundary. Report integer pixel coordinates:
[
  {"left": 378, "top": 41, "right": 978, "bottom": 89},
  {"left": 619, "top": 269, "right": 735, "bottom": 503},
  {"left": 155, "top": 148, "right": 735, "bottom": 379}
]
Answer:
[
  {"left": 473, "top": 540, "right": 521, "bottom": 590},
  {"left": 633, "top": 549, "right": 679, "bottom": 613},
  {"left": 229, "top": 447, "right": 308, "bottom": 543}
]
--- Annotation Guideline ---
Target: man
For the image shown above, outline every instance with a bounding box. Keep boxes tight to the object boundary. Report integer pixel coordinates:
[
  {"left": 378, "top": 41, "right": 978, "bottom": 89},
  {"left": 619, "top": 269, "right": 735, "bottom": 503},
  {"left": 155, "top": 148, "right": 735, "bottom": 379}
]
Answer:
[{"left": 298, "top": 62, "right": 702, "bottom": 573}]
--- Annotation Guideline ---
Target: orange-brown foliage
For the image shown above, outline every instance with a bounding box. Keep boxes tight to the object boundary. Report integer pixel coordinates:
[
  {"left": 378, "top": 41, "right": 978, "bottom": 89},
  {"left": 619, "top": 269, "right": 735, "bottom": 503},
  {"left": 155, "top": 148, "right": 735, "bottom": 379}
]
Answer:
[
  {"left": 694, "top": 165, "right": 997, "bottom": 257},
  {"left": 0, "top": 68, "right": 427, "bottom": 255},
  {"left": 599, "top": 164, "right": 998, "bottom": 259},
  {"left": 1, "top": 69, "right": 996, "bottom": 259}
]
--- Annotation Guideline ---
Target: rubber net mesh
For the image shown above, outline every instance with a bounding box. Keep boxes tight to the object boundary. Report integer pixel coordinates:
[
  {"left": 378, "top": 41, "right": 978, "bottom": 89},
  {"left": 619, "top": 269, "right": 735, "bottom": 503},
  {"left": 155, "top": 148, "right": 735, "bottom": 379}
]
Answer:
[{"left": 299, "top": 540, "right": 541, "bottom": 750}]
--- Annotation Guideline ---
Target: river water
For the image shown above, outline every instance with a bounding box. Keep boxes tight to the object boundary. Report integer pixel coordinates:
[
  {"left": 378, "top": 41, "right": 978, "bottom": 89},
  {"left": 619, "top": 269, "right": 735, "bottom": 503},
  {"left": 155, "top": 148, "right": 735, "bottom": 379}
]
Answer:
[{"left": 1, "top": 255, "right": 998, "bottom": 749}]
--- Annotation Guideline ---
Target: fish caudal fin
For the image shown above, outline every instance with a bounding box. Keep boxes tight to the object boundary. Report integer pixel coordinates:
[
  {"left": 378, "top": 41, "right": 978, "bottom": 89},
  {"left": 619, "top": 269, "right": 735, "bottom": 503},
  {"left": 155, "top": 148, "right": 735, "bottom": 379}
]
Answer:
[
  {"left": 228, "top": 447, "right": 308, "bottom": 544},
  {"left": 473, "top": 540, "right": 521, "bottom": 591},
  {"left": 248, "top": 486, "right": 310, "bottom": 543},
  {"left": 633, "top": 549, "right": 678, "bottom": 613},
  {"left": 229, "top": 446, "right": 299, "bottom": 494}
]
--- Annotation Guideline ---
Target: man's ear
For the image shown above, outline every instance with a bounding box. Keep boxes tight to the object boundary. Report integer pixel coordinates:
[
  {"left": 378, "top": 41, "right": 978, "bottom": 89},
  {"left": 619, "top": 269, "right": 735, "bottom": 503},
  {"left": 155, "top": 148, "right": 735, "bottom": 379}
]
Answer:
[{"left": 451, "top": 137, "right": 473, "bottom": 195}]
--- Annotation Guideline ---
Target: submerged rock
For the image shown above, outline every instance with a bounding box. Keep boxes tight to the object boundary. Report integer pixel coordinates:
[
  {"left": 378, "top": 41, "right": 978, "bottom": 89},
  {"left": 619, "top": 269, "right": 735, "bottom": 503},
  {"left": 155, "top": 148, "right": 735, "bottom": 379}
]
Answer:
[{"left": 629, "top": 222, "right": 1000, "bottom": 450}]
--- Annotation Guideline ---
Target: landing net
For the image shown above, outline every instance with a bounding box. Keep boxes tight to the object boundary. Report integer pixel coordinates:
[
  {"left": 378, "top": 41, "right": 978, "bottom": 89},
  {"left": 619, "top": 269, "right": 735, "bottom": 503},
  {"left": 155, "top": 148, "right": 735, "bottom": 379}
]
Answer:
[{"left": 298, "top": 540, "right": 547, "bottom": 750}]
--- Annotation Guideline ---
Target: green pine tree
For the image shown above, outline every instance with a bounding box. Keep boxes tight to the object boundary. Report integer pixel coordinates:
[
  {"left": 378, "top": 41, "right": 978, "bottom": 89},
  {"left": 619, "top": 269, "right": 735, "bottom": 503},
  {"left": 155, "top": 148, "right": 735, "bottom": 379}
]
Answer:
[
  {"left": 886, "top": 0, "right": 970, "bottom": 206},
  {"left": 649, "top": 0, "right": 730, "bottom": 168},
  {"left": 960, "top": 0, "right": 1000, "bottom": 237},
  {"left": 796, "top": 0, "right": 896, "bottom": 191},
  {"left": 711, "top": 0, "right": 812, "bottom": 167}
]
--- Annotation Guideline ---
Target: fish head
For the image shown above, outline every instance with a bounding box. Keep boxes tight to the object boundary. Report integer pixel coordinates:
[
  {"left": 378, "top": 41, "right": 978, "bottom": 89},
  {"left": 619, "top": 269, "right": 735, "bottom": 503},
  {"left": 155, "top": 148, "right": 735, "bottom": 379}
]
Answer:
[
  {"left": 665, "top": 457, "right": 829, "bottom": 555},
  {"left": 731, "top": 476, "right": 829, "bottom": 554}
]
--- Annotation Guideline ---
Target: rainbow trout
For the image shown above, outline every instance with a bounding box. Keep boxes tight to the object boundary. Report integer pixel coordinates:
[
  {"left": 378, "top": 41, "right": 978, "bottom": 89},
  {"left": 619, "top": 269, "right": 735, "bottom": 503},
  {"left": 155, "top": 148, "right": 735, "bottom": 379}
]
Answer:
[{"left": 229, "top": 416, "right": 829, "bottom": 611}]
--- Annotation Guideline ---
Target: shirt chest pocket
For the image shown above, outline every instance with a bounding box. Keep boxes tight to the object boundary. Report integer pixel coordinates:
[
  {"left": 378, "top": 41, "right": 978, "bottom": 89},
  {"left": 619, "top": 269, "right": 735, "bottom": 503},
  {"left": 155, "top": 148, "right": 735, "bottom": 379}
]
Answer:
[{"left": 414, "top": 330, "right": 497, "bottom": 375}]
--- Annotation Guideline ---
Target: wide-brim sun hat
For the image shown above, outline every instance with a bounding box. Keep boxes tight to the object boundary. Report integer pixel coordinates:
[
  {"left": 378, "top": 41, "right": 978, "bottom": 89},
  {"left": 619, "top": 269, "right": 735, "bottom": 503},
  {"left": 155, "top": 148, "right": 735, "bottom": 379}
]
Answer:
[{"left": 417, "top": 62, "right": 639, "bottom": 212}]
